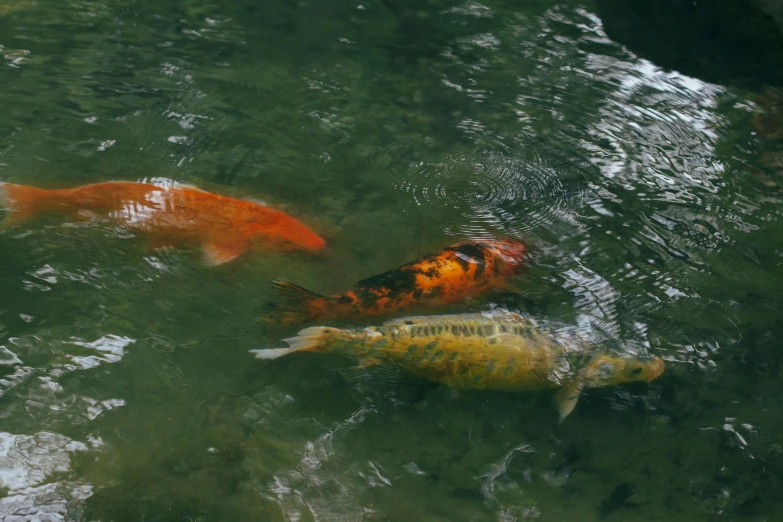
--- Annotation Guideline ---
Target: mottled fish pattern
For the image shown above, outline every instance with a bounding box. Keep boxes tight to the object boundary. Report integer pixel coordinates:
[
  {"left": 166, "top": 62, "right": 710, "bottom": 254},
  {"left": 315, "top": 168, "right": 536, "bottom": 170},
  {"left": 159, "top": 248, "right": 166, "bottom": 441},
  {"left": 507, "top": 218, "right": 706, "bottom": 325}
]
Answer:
[
  {"left": 252, "top": 310, "right": 665, "bottom": 420},
  {"left": 265, "top": 239, "right": 526, "bottom": 324}
]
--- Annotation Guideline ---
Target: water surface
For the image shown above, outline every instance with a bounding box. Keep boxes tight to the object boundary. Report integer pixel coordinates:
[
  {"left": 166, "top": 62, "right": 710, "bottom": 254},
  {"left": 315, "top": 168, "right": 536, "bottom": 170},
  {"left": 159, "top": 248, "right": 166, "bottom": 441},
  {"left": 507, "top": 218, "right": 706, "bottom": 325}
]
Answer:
[{"left": 0, "top": 0, "right": 782, "bottom": 520}]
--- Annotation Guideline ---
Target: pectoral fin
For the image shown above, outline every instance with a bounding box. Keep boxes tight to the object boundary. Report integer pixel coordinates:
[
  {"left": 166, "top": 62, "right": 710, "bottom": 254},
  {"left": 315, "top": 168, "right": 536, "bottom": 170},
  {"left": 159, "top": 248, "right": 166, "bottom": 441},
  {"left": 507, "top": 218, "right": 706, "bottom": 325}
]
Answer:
[
  {"left": 354, "top": 357, "right": 384, "bottom": 370},
  {"left": 553, "top": 381, "right": 584, "bottom": 423},
  {"left": 75, "top": 209, "right": 99, "bottom": 221},
  {"left": 203, "top": 241, "right": 246, "bottom": 266}
]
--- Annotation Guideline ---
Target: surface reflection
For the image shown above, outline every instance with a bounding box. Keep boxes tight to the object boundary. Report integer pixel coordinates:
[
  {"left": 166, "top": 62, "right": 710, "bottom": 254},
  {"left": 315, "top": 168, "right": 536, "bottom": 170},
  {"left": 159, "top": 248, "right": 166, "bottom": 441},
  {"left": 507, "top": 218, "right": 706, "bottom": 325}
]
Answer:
[
  {"left": 0, "top": 0, "right": 781, "bottom": 520},
  {"left": 0, "top": 431, "right": 95, "bottom": 518},
  {"left": 394, "top": 146, "right": 586, "bottom": 240}
]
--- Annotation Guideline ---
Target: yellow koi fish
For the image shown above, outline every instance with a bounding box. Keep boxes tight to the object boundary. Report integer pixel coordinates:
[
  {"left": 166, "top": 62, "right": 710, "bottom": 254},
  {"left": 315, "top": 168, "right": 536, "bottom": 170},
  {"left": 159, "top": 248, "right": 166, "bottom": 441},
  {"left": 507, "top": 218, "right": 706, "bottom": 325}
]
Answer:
[{"left": 252, "top": 311, "right": 665, "bottom": 421}]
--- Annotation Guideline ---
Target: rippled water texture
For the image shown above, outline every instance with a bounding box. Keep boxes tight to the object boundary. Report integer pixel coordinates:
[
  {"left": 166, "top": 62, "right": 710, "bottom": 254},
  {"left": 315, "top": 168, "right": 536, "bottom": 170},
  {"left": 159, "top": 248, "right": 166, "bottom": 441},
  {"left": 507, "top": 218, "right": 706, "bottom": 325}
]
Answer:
[{"left": 0, "top": 0, "right": 782, "bottom": 520}]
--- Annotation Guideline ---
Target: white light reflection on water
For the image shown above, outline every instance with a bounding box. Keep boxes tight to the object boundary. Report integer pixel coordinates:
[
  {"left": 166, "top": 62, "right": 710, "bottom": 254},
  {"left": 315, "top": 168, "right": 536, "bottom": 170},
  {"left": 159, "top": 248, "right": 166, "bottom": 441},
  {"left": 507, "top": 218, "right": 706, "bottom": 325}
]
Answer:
[
  {"left": 479, "top": 443, "right": 540, "bottom": 520},
  {"left": 0, "top": 431, "right": 96, "bottom": 519},
  {"left": 0, "top": 331, "right": 133, "bottom": 518},
  {"left": 260, "top": 406, "right": 378, "bottom": 521},
  {"left": 392, "top": 148, "right": 586, "bottom": 242},
  {"left": 65, "top": 334, "right": 134, "bottom": 371},
  {"left": 503, "top": 7, "right": 766, "bottom": 373}
]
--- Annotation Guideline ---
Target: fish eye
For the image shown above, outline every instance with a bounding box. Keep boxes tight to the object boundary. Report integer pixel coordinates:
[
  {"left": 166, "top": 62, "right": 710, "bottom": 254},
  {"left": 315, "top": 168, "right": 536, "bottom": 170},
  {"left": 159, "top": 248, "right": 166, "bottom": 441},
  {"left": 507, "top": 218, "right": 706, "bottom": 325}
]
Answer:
[{"left": 631, "top": 367, "right": 643, "bottom": 376}]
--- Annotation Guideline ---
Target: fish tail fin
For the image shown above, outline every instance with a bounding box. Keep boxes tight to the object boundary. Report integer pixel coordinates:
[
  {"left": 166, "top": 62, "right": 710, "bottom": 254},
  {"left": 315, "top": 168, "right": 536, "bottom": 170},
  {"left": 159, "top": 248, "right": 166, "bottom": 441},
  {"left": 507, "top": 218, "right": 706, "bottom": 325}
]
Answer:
[
  {"left": 0, "top": 182, "right": 12, "bottom": 228},
  {"left": 271, "top": 278, "right": 324, "bottom": 300},
  {"left": 251, "top": 347, "right": 302, "bottom": 360},
  {"left": 250, "top": 326, "right": 340, "bottom": 360},
  {"left": 262, "top": 278, "right": 329, "bottom": 325},
  {"left": 0, "top": 182, "right": 53, "bottom": 228},
  {"left": 0, "top": 182, "right": 8, "bottom": 208}
]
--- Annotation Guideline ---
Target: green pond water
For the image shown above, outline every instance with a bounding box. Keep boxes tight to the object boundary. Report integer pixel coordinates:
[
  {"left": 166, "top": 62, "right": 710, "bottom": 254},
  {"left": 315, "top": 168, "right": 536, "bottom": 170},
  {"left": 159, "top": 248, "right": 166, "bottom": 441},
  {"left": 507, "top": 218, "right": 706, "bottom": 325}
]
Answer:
[{"left": 0, "top": 0, "right": 782, "bottom": 520}]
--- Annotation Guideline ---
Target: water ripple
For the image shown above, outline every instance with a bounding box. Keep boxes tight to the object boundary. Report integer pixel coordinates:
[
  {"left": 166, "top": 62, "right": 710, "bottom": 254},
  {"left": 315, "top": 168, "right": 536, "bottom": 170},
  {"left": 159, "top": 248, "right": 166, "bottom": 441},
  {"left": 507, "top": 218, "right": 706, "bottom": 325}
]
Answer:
[
  {"left": 259, "top": 406, "right": 377, "bottom": 521},
  {"left": 392, "top": 145, "right": 587, "bottom": 241},
  {"left": 0, "top": 431, "right": 96, "bottom": 519}
]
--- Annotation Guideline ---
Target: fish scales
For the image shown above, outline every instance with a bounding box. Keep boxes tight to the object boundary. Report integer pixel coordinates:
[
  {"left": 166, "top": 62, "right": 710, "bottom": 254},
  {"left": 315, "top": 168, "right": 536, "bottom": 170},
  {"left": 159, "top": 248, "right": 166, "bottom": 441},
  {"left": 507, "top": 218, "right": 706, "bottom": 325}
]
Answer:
[
  {"left": 253, "top": 311, "right": 666, "bottom": 421},
  {"left": 264, "top": 239, "right": 527, "bottom": 325},
  {"left": 0, "top": 181, "right": 325, "bottom": 265},
  {"left": 320, "top": 314, "right": 566, "bottom": 392}
]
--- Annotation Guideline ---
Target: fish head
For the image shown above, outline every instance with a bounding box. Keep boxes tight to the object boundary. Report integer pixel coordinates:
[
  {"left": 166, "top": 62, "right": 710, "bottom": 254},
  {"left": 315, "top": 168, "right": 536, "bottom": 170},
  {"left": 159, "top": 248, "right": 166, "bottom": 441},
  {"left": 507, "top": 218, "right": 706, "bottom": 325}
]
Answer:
[
  {"left": 479, "top": 239, "right": 527, "bottom": 274},
  {"left": 247, "top": 217, "right": 326, "bottom": 252},
  {"left": 583, "top": 355, "right": 665, "bottom": 388}
]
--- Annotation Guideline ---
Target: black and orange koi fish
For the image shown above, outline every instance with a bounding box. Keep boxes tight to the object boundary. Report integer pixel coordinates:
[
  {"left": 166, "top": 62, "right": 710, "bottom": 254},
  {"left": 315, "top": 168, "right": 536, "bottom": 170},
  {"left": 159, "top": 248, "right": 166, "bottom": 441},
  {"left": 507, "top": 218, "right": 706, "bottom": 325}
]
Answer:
[{"left": 266, "top": 239, "right": 527, "bottom": 324}]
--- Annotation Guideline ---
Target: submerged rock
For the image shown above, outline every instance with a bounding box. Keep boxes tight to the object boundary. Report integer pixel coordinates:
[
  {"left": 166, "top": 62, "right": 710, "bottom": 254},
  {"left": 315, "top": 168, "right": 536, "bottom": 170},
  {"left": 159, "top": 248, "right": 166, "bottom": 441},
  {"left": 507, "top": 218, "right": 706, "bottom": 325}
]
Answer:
[
  {"left": 595, "top": 0, "right": 783, "bottom": 91},
  {"left": 752, "top": 0, "right": 783, "bottom": 34}
]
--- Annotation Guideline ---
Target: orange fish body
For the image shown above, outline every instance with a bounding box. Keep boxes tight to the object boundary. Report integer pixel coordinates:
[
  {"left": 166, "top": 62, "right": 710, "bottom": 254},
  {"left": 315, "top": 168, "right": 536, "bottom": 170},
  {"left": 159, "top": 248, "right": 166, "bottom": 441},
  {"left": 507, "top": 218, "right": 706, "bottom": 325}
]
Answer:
[
  {"left": 268, "top": 239, "right": 526, "bottom": 324},
  {"left": 0, "top": 181, "right": 325, "bottom": 265}
]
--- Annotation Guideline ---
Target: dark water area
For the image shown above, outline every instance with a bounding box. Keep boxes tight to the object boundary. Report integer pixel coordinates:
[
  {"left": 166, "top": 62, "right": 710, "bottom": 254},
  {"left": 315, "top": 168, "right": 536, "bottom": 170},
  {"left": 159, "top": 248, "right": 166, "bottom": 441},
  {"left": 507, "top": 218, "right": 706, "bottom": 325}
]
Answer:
[
  {"left": 0, "top": 0, "right": 782, "bottom": 520},
  {"left": 596, "top": 0, "right": 783, "bottom": 91}
]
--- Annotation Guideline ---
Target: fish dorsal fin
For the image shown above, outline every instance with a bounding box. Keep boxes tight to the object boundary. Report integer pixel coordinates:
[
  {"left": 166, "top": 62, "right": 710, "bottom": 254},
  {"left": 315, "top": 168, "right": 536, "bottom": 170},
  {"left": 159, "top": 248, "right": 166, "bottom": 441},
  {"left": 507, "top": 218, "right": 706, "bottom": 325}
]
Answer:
[
  {"left": 382, "top": 310, "right": 528, "bottom": 328},
  {"left": 140, "top": 178, "right": 209, "bottom": 193},
  {"left": 242, "top": 196, "right": 270, "bottom": 207},
  {"left": 202, "top": 240, "right": 246, "bottom": 266},
  {"left": 553, "top": 380, "right": 584, "bottom": 423},
  {"left": 177, "top": 183, "right": 209, "bottom": 193}
]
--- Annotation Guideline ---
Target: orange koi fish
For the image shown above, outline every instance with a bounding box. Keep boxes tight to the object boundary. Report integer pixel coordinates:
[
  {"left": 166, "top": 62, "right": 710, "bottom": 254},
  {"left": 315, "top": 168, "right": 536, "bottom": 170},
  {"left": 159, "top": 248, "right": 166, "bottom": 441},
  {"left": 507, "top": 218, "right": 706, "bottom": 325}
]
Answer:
[
  {"left": 0, "top": 180, "right": 325, "bottom": 265},
  {"left": 267, "top": 239, "right": 526, "bottom": 324}
]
